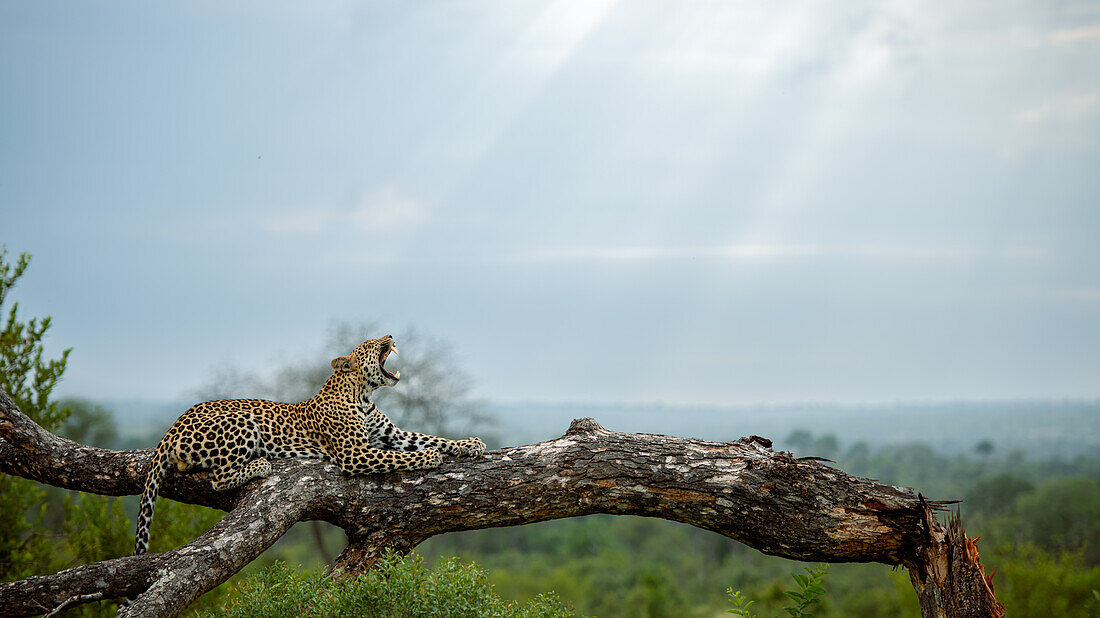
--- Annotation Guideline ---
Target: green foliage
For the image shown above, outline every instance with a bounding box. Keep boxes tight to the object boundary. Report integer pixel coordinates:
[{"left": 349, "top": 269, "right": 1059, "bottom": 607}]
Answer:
[
  {"left": 1016, "top": 478, "right": 1100, "bottom": 559},
  {"left": 620, "top": 564, "right": 688, "bottom": 618},
  {"left": 58, "top": 398, "right": 119, "bottom": 447},
  {"left": 200, "top": 552, "right": 576, "bottom": 618},
  {"left": 966, "top": 473, "right": 1034, "bottom": 516},
  {"left": 147, "top": 497, "right": 223, "bottom": 555},
  {"left": 0, "top": 247, "right": 72, "bottom": 580},
  {"left": 0, "top": 476, "right": 55, "bottom": 579},
  {"left": 727, "top": 565, "right": 828, "bottom": 618},
  {"left": 0, "top": 247, "right": 71, "bottom": 432},
  {"left": 433, "top": 515, "right": 717, "bottom": 618},
  {"left": 782, "top": 565, "right": 828, "bottom": 617},
  {"left": 50, "top": 494, "right": 132, "bottom": 616},
  {"left": 62, "top": 493, "right": 132, "bottom": 566},
  {"left": 824, "top": 567, "right": 916, "bottom": 617},
  {"left": 992, "top": 544, "right": 1100, "bottom": 617},
  {"left": 726, "top": 589, "right": 756, "bottom": 617}
]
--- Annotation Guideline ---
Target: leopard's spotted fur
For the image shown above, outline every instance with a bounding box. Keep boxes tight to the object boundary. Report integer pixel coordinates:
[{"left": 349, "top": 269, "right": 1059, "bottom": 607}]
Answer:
[{"left": 133, "top": 335, "right": 485, "bottom": 556}]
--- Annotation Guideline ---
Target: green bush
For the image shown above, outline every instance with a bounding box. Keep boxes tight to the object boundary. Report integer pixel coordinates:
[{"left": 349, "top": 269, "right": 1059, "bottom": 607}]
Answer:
[
  {"left": 1016, "top": 478, "right": 1100, "bottom": 560},
  {"left": 200, "top": 551, "right": 576, "bottom": 618},
  {"left": 991, "top": 544, "right": 1100, "bottom": 617},
  {"left": 727, "top": 564, "right": 829, "bottom": 618},
  {"left": 0, "top": 248, "right": 72, "bottom": 580}
]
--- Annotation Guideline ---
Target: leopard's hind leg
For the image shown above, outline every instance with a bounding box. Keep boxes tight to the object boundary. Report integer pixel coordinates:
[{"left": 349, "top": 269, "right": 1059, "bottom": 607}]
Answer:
[{"left": 211, "top": 457, "right": 272, "bottom": 490}]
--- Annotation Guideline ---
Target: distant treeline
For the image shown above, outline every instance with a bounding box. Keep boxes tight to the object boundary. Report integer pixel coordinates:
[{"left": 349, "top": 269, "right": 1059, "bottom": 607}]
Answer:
[{"left": 98, "top": 396, "right": 1100, "bottom": 459}]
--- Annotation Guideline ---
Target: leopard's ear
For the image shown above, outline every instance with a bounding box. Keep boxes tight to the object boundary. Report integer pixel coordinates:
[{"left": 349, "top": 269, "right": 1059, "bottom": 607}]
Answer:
[{"left": 330, "top": 355, "right": 355, "bottom": 373}]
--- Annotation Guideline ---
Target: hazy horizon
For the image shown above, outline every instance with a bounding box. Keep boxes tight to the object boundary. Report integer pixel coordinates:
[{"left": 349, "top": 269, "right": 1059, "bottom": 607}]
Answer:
[{"left": 71, "top": 395, "right": 1100, "bottom": 462}]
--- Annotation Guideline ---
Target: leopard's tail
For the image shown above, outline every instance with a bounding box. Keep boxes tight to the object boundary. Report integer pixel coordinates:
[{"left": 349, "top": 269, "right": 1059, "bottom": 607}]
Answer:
[{"left": 134, "top": 447, "right": 171, "bottom": 556}]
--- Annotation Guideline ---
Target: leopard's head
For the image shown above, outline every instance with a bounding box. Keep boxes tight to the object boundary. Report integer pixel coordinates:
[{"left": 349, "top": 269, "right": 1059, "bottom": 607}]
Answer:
[{"left": 330, "top": 335, "right": 400, "bottom": 393}]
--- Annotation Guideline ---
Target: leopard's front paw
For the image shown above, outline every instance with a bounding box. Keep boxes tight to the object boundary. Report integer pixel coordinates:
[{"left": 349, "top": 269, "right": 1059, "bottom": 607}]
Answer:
[
  {"left": 414, "top": 448, "right": 443, "bottom": 470},
  {"left": 455, "top": 437, "right": 486, "bottom": 457}
]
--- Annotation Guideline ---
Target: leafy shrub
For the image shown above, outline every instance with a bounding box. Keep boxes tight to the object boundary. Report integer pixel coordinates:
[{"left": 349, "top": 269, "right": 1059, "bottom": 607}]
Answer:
[
  {"left": 0, "top": 248, "right": 72, "bottom": 581},
  {"left": 993, "top": 544, "right": 1100, "bottom": 617},
  {"left": 728, "top": 564, "right": 829, "bottom": 618},
  {"left": 200, "top": 551, "right": 576, "bottom": 618},
  {"left": 1016, "top": 478, "right": 1100, "bottom": 560}
]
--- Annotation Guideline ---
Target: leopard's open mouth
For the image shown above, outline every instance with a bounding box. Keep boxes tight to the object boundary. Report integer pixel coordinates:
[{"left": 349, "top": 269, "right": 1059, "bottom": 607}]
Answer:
[{"left": 380, "top": 344, "right": 400, "bottom": 382}]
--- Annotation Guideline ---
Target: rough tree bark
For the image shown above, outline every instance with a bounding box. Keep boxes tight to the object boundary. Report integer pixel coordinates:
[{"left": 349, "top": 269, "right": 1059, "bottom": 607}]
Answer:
[{"left": 0, "top": 389, "right": 1003, "bottom": 617}]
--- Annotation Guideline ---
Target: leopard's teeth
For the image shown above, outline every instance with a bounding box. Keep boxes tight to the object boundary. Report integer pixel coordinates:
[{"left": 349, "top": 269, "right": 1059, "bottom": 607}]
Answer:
[
  {"left": 391, "top": 345, "right": 398, "bottom": 357},
  {"left": 393, "top": 371, "right": 400, "bottom": 379}
]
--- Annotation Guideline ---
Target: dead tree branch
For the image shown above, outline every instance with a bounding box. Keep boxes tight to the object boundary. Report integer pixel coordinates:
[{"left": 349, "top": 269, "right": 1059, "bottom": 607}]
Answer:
[{"left": 0, "top": 389, "right": 1002, "bottom": 617}]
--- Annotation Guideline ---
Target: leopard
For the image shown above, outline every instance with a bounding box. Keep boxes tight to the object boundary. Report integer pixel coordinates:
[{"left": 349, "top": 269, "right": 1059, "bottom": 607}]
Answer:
[{"left": 132, "top": 334, "right": 486, "bottom": 557}]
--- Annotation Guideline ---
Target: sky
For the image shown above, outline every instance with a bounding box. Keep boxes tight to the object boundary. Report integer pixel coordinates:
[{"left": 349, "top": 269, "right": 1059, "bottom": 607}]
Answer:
[{"left": 2, "top": 1, "right": 1098, "bottom": 407}]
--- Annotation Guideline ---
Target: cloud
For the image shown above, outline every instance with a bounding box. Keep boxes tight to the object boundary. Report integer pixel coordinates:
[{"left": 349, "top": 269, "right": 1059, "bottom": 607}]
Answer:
[
  {"left": 1015, "top": 23, "right": 1100, "bottom": 47},
  {"left": 1015, "top": 93, "right": 1100, "bottom": 124},
  {"left": 347, "top": 187, "right": 427, "bottom": 230},
  {"left": 261, "top": 187, "right": 427, "bottom": 235},
  {"left": 1049, "top": 24, "right": 1100, "bottom": 44}
]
